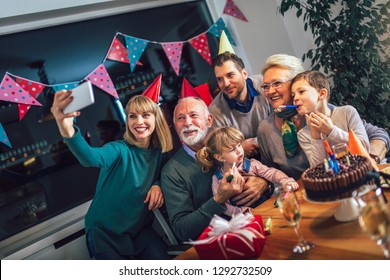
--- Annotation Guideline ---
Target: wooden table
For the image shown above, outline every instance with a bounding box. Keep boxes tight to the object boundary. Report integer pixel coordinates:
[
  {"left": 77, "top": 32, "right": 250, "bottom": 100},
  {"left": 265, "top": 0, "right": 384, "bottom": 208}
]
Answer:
[{"left": 175, "top": 164, "right": 390, "bottom": 260}]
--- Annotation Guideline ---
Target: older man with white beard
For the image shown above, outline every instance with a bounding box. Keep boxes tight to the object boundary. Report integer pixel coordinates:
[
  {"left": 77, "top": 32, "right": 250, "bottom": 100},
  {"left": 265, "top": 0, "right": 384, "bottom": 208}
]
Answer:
[{"left": 161, "top": 97, "right": 269, "bottom": 242}]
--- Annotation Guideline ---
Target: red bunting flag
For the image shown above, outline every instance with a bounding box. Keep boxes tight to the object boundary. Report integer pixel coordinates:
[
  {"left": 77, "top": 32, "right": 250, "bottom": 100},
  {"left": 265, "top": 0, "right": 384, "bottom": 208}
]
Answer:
[
  {"left": 107, "top": 36, "right": 143, "bottom": 66},
  {"left": 142, "top": 74, "right": 162, "bottom": 103},
  {"left": 188, "top": 33, "right": 212, "bottom": 65},
  {"left": 223, "top": 0, "right": 248, "bottom": 22},
  {"left": 107, "top": 37, "right": 130, "bottom": 63},
  {"left": 85, "top": 64, "right": 119, "bottom": 99},
  {"left": 0, "top": 74, "right": 42, "bottom": 106},
  {"left": 12, "top": 76, "right": 45, "bottom": 120}
]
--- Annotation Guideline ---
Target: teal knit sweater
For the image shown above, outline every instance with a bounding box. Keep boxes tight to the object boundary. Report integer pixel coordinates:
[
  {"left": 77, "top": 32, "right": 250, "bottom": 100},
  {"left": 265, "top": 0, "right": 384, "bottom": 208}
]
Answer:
[{"left": 64, "top": 127, "right": 167, "bottom": 255}]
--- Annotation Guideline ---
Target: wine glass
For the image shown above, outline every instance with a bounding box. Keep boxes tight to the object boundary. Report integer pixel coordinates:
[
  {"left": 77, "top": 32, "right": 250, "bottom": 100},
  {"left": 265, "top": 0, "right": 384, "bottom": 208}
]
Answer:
[
  {"left": 352, "top": 184, "right": 390, "bottom": 259},
  {"left": 276, "top": 187, "right": 315, "bottom": 253},
  {"left": 332, "top": 143, "right": 349, "bottom": 160}
]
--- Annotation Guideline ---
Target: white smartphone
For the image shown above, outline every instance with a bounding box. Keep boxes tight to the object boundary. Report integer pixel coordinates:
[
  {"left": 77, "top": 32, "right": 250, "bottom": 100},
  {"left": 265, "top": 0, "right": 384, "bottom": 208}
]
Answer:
[{"left": 63, "top": 81, "right": 95, "bottom": 114}]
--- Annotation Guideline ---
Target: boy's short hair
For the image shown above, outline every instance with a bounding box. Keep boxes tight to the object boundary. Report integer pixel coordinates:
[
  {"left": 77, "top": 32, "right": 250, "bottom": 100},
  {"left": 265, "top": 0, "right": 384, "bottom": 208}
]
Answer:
[
  {"left": 212, "top": 51, "right": 245, "bottom": 71},
  {"left": 292, "top": 70, "right": 331, "bottom": 100}
]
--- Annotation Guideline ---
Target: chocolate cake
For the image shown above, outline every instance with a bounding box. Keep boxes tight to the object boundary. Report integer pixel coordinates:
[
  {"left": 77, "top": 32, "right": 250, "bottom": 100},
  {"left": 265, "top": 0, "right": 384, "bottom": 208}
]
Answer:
[{"left": 301, "top": 155, "right": 372, "bottom": 202}]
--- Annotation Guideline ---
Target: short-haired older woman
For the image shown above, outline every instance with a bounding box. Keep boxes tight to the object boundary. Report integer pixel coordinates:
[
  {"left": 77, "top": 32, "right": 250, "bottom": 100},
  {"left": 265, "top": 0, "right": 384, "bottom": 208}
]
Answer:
[{"left": 257, "top": 54, "right": 389, "bottom": 180}]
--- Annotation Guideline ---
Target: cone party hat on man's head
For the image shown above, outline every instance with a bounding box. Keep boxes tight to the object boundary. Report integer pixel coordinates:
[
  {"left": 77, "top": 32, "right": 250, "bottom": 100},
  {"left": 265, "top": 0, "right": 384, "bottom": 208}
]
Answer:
[
  {"left": 142, "top": 74, "right": 162, "bottom": 103},
  {"left": 194, "top": 83, "right": 213, "bottom": 106},
  {"left": 180, "top": 78, "right": 199, "bottom": 99},
  {"left": 348, "top": 129, "right": 379, "bottom": 171},
  {"left": 218, "top": 30, "right": 235, "bottom": 55}
]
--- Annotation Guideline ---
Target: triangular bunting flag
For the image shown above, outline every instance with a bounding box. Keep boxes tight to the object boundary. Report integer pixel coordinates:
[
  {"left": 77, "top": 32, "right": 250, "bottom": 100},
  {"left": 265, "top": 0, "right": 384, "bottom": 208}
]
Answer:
[
  {"left": 106, "top": 36, "right": 143, "bottom": 66},
  {"left": 0, "top": 122, "right": 12, "bottom": 148},
  {"left": 107, "top": 36, "right": 130, "bottom": 64},
  {"left": 0, "top": 74, "right": 42, "bottom": 106},
  {"left": 194, "top": 83, "right": 213, "bottom": 106},
  {"left": 223, "top": 0, "right": 248, "bottom": 22},
  {"left": 124, "top": 35, "right": 149, "bottom": 72},
  {"left": 180, "top": 78, "right": 200, "bottom": 99},
  {"left": 348, "top": 129, "right": 379, "bottom": 171},
  {"left": 12, "top": 76, "right": 45, "bottom": 120},
  {"left": 188, "top": 33, "right": 212, "bottom": 65},
  {"left": 85, "top": 64, "right": 119, "bottom": 99},
  {"left": 218, "top": 30, "right": 235, "bottom": 54},
  {"left": 52, "top": 82, "right": 80, "bottom": 92},
  {"left": 208, "top": 18, "right": 236, "bottom": 46},
  {"left": 142, "top": 74, "right": 162, "bottom": 103},
  {"left": 161, "top": 42, "right": 183, "bottom": 76}
]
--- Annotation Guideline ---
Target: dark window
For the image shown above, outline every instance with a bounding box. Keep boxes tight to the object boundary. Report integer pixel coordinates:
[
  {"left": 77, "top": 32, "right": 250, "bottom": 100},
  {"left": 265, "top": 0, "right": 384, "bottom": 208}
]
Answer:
[{"left": 0, "top": 0, "right": 216, "bottom": 241}]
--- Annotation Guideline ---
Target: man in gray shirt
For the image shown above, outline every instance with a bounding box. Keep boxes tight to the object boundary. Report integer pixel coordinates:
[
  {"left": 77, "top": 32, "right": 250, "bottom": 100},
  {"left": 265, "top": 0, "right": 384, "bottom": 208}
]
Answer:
[{"left": 209, "top": 52, "right": 271, "bottom": 158}]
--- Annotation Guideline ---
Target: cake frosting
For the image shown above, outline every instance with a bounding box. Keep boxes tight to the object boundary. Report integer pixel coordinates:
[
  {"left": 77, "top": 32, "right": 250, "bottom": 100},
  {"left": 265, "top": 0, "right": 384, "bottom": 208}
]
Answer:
[{"left": 301, "top": 155, "right": 372, "bottom": 201}]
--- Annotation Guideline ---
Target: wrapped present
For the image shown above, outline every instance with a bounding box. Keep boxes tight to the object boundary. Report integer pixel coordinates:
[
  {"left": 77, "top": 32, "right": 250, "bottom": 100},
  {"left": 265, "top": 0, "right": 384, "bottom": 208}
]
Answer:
[{"left": 190, "top": 213, "right": 266, "bottom": 260}]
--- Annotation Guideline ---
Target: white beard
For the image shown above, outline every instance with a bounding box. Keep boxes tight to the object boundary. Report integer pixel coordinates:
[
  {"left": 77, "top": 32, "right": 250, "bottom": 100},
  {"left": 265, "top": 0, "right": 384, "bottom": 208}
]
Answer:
[{"left": 179, "top": 125, "right": 208, "bottom": 146}]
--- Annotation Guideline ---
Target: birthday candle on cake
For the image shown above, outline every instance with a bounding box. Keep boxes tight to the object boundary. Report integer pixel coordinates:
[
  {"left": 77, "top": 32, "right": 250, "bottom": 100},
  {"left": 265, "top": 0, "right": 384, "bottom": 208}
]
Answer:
[
  {"left": 323, "top": 139, "right": 333, "bottom": 157},
  {"left": 334, "top": 159, "right": 340, "bottom": 174},
  {"left": 345, "top": 154, "right": 351, "bottom": 166},
  {"left": 324, "top": 158, "right": 329, "bottom": 172}
]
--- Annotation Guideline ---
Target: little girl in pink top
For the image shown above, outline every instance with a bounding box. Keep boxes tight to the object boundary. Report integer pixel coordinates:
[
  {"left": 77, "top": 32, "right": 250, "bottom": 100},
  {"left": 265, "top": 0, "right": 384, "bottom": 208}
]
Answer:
[{"left": 196, "top": 126, "right": 298, "bottom": 217}]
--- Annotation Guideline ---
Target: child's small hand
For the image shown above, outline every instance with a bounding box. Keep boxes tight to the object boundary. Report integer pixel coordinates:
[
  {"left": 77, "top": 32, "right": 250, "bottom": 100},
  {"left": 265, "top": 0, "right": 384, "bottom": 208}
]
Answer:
[
  {"left": 305, "top": 113, "right": 321, "bottom": 139},
  {"left": 280, "top": 178, "right": 299, "bottom": 191},
  {"left": 307, "top": 112, "right": 334, "bottom": 136}
]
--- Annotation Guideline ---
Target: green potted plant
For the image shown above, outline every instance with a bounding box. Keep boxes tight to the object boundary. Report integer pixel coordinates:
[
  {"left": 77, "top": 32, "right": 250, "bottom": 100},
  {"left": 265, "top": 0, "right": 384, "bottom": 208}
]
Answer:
[{"left": 279, "top": 0, "right": 390, "bottom": 131}]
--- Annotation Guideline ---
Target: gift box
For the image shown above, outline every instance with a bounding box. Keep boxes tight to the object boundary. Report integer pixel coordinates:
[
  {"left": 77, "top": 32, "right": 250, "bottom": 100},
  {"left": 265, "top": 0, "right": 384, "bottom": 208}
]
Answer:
[{"left": 191, "top": 213, "right": 266, "bottom": 260}]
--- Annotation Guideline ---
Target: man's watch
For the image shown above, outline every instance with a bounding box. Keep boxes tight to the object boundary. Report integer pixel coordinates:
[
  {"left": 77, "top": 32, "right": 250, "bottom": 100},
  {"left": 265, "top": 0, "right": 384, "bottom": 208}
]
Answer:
[{"left": 369, "top": 153, "right": 381, "bottom": 164}]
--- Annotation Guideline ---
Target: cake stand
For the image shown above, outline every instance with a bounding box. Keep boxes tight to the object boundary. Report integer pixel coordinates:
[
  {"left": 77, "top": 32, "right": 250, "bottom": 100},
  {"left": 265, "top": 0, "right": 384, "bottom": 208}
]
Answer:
[
  {"left": 333, "top": 198, "right": 360, "bottom": 222},
  {"left": 303, "top": 191, "right": 360, "bottom": 222}
]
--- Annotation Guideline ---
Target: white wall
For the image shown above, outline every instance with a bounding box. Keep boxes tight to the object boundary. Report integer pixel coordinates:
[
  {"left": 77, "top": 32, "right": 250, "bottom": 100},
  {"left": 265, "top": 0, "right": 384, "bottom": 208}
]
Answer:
[
  {"left": 206, "top": 0, "right": 314, "bottom": 75},
  {"left": 0, "top": 0, "right": 315, "bottom": 74}
]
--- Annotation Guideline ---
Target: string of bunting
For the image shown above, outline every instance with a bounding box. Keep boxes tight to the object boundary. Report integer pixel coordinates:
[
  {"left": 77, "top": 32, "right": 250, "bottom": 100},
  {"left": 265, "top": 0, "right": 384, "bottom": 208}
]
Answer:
[{"left": 0, "top": 0, "right": 248, "bottom": 147}]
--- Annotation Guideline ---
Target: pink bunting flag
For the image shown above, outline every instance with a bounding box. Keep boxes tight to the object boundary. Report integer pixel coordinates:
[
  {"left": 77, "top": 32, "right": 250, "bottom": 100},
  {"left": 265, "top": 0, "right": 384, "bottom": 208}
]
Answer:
[
  {"left": 85, "top": 64, "right": 119, "bottom": 99},
  {"left": 161, "top": 42, "right": 183, "bottom": 76},
  {"left": 0, "top": 74, "right": 42, "bottom": 106},
  {"left": 223, "top": 0, "right": 248, "bottom": 22},
  {"left": 142, "top": 74, "right": 162, "bottom": 103},
  {"left": 0, "top": 122, "right": 12, "bottom": 148},
  {"left": 13, "top": 76, "right": 45, "bottom": 120},
  {"left": 188, "top": 33, "right": 212, "bottom": 65}
]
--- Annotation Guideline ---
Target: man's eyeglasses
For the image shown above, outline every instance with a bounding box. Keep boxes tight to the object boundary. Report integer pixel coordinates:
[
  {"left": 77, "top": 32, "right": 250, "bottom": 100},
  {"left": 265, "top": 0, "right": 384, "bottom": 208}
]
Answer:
[{"left": 260, "top": 80, "right": 291, "bottom": 92}]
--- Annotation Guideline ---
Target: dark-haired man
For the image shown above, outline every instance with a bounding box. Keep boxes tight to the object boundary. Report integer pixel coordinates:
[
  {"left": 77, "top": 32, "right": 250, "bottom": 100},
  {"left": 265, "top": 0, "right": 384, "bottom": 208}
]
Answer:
[{"left": 209, "top": 52, "right": 271, "bottom": 158}]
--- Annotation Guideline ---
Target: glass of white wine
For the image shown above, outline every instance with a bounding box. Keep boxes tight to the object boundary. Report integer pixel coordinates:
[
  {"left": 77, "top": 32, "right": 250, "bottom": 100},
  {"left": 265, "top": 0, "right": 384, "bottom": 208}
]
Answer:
[
  {"left": 352, "top": 184, "right": 390, "bottom": 259},
  {"left": 332, "top": 143, "right": 349, "bottom": 160},
  {"left": 276, "top": 187, "right": 315, "bottom": 253}
]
